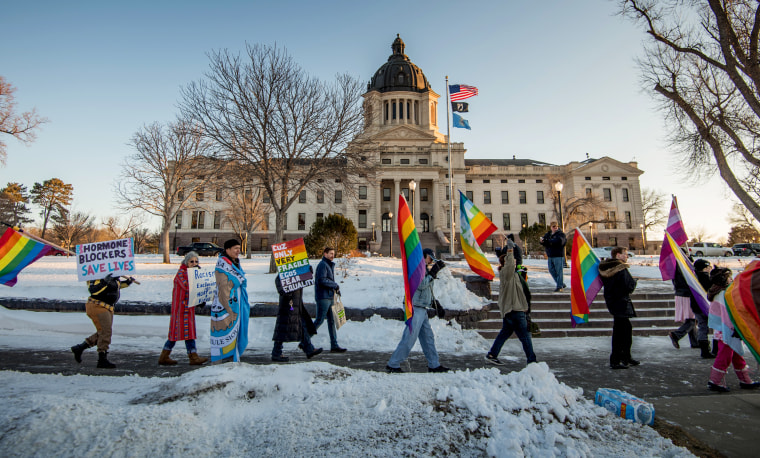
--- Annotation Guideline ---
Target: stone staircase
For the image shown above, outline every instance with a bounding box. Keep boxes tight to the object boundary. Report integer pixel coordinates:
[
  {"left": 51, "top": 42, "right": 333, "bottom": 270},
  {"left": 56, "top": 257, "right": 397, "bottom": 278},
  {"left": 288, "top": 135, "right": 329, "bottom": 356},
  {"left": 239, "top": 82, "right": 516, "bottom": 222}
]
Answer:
[
  {"left": 374, "top": 231, "right": 442, "bottom": 257},
  {"left": 475, "top": 291, "right": 676, "bottom": 339}
]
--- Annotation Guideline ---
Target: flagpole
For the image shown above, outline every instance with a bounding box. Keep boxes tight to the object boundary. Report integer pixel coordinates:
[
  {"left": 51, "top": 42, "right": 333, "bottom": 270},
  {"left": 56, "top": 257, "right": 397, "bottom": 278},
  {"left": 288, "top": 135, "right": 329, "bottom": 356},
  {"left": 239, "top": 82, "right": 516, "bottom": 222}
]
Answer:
[
  {"left": 446, "top": 76, "right": 455, "bottom": 257},
  {"left": 672, "top": 194, "right": 688, "bottom": 251}
]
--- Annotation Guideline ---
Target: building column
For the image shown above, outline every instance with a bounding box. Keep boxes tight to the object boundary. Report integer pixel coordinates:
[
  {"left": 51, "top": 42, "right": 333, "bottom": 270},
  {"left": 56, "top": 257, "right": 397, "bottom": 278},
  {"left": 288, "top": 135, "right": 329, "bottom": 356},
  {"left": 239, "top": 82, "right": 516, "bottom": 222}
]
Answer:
[
  {"left": 393, "top": 179, "right": 400, "bottom": 234},
  {"left": 432, "top": 179, "right": 441, "bottom": 231},
  {"left": 414, "top": 178, "right": 421, "bottom": 227}
]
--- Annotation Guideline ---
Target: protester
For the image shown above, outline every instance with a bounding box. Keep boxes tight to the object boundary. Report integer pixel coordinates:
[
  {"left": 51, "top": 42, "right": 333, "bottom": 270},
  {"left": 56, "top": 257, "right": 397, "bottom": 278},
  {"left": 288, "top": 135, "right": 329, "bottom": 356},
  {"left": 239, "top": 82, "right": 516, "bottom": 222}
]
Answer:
[
  {"left": 539, "top": 221, "right": 567, "bottom": 292},
  {"left": 668, "top": 262, "right": 700, "bottom": 351},
  {"left": 314, "top": 247, "right": 346, "bottom": 353},
  {"left": 706, "top": 268, "right": 760, "bottom": 392},
  {"left": 70, "top": 273, "right": 135, "bottom": 368},
  {"left": 599, "top": 246, "right": 639, "bottom": 370},
  {"left": 158, "top": 252, "right": 208, "bottom": 366},
  {"left": 484, "top": 239, "right": 537, "bottom": 366},
  {"left": 210, "top": 239, "right": 250, "bottom": 363},
  {"left": 272, "top": 271, "right": 323, "bottom": 362},
  {"left": 386, "top": 248, "right": 449, "bottom": 373},
  {"left": 692, "top": 259, "right": 714, "bottom": 358}
]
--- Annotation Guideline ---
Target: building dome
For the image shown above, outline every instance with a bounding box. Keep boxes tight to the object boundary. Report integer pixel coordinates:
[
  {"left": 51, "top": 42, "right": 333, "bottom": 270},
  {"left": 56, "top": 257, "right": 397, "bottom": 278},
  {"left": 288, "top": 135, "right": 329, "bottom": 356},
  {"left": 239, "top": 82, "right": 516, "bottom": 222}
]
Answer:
[{"left": 367, "top": 34, "right": 431, "bottom": 93}]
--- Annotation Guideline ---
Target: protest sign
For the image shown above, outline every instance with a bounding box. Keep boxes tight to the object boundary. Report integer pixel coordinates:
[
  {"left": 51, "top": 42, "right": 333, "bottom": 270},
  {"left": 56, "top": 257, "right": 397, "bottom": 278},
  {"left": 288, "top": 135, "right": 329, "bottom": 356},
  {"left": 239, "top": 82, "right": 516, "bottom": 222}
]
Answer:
[
  {"left": 188, "top": 266, "right": 216, "bottom": 307},
  {"left": 272, "top": 238, "right": 313, "bottom": 293},
  {"left": 76, "top": 238, "right": 135, "bottom": 282}
]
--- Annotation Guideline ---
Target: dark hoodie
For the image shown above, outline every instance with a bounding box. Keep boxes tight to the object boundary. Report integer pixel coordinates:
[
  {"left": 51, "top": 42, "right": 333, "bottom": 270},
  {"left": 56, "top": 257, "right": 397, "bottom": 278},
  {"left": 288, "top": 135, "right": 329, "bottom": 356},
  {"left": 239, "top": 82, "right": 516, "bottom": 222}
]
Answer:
[{"left": 598, "top": 258, "right": 637, "bottom": 318}]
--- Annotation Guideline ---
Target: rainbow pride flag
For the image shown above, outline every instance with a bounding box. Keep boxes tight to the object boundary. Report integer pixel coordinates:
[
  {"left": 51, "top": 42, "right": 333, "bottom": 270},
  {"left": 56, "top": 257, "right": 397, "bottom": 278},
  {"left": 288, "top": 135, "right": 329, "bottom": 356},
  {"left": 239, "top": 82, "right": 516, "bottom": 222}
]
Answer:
[
  {"left": 659, "top": 196, "right": 688, "bottom": 281},
  {"left": 397, "top": 194, "right": 425, "bottom": 332},
  {"left": 0, "top": 227, "right": 53, "bottom": 287},
  {"left": 664, "top": 232, "right": 710, "bottom": 315},
  {"left": 459, "top": 191, "right": 497, "bottom": 280},
  {"left": 724, "top": 260, "right": 760, "bottom": 364},
  {"left": 569, "top": 229, "right": 601, "bottom": 327}
]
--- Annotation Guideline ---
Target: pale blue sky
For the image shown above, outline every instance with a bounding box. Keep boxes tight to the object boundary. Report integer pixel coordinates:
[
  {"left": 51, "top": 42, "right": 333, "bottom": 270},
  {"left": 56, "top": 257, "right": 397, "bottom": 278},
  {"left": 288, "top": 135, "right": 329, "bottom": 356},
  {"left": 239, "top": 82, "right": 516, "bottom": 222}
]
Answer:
[{"left": 0, "top": 0, "right": 736, "bottom": 241}]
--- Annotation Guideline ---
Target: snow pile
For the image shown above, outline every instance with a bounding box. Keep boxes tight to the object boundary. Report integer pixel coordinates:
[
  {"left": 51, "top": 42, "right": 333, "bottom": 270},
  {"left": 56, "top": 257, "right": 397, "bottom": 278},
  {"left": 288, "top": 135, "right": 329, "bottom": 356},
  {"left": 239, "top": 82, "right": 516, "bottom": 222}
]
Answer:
[{"left": 0, "top": 362, "right": 691, "bottom": 457}]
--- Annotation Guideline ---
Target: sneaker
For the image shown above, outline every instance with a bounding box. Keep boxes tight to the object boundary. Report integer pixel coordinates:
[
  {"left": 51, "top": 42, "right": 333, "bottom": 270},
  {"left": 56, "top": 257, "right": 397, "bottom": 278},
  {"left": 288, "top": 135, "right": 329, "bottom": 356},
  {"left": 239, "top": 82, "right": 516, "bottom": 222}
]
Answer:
[
  {"left": 485, "top": 354, "right": 504, "bottom": 366},
  {"left": 625, "top": 359, "right": 641, "bottom": 366},
  {"left": 708, "top": 381, "right": 730, "bottom": 392},
  {"left": 271, "top": 355, "right": 289, "bottom": 362},
  {"left": 428, "top": 365, "right": 450, "bottom": 373},
  {"left": 306, "top": 348, "right": 323, "bottom": 359},
  {"left": 669, "top": 332, "right": 680, "bottom": 349},
  {"left": 610, "top": 363, "right": 629, "bottom": 370},
  {"left": 386, "top": 365, "right": 403, "bottom": 373},
  {"left": 554, "top": 288, "right": 564, "bottom": 293},
  {"left": 330, "top": 347, "right": 347, "bottom": 353}
]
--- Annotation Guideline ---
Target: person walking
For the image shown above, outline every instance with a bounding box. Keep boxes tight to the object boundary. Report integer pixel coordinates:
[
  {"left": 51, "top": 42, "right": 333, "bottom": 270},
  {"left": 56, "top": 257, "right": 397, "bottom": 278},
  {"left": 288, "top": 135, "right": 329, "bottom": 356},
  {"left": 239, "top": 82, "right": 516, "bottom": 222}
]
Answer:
[
  {"left": 70, "top": 273, "right": 135, "bottom": 368},
  {"left": 314, "top": 247, "right": 346, "bottom": 353},
  {"left": 706, "top": 268, "right": 760, "bottom": 392},
  {"left": 484, "top": 239, "right": 537, "bottom": 366},
  {"left": 692, "top": 259, "right": 714, "bottom": 358},
  {"left": 599, "top": 246, "right": 639, "bottom": 370},
  {"left": 210, "top": 239, "right": 250, "bottom": 362},
  {"left": 158, "top": 251, "right": 209, "bottom": 366},
  {"left": 539, "top": 222, "right": 567, "bottom": 292},
  {"left": 386, "top": 248, "right": 449, "bottom": 373},
  {"left": 668, "top": 262, "right": 700, "bottom": 351},
  {"left": 272, "top": 272, "right": 323, "bottom": 362}
]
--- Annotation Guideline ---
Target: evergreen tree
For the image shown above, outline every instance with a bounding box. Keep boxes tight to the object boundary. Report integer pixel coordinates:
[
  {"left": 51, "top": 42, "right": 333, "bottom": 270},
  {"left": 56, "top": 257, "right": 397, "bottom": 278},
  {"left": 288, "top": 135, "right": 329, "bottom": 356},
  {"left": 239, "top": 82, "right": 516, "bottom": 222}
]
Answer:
[
  {"left": 0, "top": 182, "right": 33, "bottom": 227},
  {"left": 30, "top": 178, "right": 73, "bottom": 239},
  {"left": 304, "top": 213, "right": 357, "bottom": 258}
]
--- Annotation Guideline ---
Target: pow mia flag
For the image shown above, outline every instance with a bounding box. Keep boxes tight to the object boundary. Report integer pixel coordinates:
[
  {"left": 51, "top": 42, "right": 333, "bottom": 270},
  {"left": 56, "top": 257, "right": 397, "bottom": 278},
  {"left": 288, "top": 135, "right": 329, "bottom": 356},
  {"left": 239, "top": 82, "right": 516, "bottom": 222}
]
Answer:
[{"left": 451, "top": 102, "right": 469, "bottom": 112}]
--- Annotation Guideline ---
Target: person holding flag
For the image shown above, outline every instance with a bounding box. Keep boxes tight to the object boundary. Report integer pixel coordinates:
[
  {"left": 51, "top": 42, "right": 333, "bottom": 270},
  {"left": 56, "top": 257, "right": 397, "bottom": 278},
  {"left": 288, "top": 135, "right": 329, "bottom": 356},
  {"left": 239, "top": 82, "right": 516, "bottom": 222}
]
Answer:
[{"left": 599, "top": 246, "right": 639, "bottom": 370}]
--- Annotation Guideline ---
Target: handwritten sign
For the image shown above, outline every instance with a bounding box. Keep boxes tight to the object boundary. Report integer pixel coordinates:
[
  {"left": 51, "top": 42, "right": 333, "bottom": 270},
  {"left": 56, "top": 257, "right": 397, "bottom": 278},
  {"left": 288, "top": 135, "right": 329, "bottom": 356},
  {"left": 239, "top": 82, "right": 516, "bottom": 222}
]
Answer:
[
  {"left": 272, "top": 238, "right": 313, "bottom": 292},
  {"left": 76, "top": 238, "right": 135, "bottom": 282},
  {"left": 188, "top": 266, "right": 216, "bottom": 307}
]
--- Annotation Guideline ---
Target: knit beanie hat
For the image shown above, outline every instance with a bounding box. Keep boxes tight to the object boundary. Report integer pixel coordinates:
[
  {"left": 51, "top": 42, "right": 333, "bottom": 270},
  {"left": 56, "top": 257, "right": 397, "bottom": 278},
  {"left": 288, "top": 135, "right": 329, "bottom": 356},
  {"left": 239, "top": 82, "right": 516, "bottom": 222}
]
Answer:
[
  {"left": 224, "top": 239, "right": 241, "bottom": 250},
  {"left": 693, "top": 259, "right": 710, "bottom": 271}
]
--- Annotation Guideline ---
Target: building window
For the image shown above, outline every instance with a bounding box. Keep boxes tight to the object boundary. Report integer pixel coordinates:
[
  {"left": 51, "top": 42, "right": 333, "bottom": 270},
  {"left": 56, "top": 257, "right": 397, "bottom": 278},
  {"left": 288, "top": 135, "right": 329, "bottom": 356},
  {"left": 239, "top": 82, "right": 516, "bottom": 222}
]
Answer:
[
  {"left": 359, "top": 186, "right": 367, "bottom": 200},
  {"left": 191, "top": 211, "right": 205, "bottom": 229},
  {"left": 419, "top": 158, "right": 428, "bottom": 164},
  {"left": 283, "top": 214, "right": 287, "bottom": 230},
  {"left": 485, "top": 212, "right": 492, "bottom": 222},
  {"left": 177, "top": 190, "right": 184, "bottom": 201},
  {"left": 402, "top": 188, "right": 409, "bottom": 200},
  {"left": 585, "top": 177, "right": 591, "bottom": 181},
  {"left": 519, "top": 191, "right": 527, "bottom": 204},
  {"left": 536, "top": 191, "right": 544, "bottom": 204},
  {"left": 245, "top": 189, "right": 252, "bottom": 201},
  {"left": 502, "top": 214, "right": 511, "bottom": 230},
  {"left": 501, "top": 191, "right": 509, "bottom": 204},
  {"left": 518, "top": 179, "right": 525, "bottom": 183},
  {"left": 586, "top": 188, "right": 592, "bottom": 198},
  {"left": 536, "top": 179, "right": 543, "bottom": 183},
  {"left": 262, "top": 214, "right": 269, "bottom": 231},
  {"left": 629, "top": 237, "right": 636, "bottom": 249},
  {"left": 196, "top": 187, "right": 204, "bottom": 202},
  {"left": 603, "top": 188, "right": 612, "bottom": 202},
  {"left": 359, "top": 210, "right": 367, "bottom": 228},
  {"left": 483, "top": 179, "right": 490, "bottom": 183},
  {"left": 298, "top": 213, "right": 305, "bottom": 230},
  {"left": 299, "top": 190, "right": 306, "bottom": 203},
  {"left": 446, "top": 187, "right": 450, "bottom": 201},
  {"left": 175, "top": 211, "right": 182, "bottom": 229},
  {"left": 466, "top": 179, "right": 472, "bottom": 183},
  {"left": 260, "top": 237, "right": 269, "bottom": 251},
  {"left": 625, "top": 211, "right": 632, "bottom": 229},
  {"left": 484, "top": 191, "right": 491, "bottom": 204},
  {"left": 335, "top": 178, "right": 341, "bottom": 183},
  {"left": 383, "top": 188, "right": 390, "bottom": 202},
  {"left": 446, "top": 210, "right": 451, "bottom": 228},
  {"left": 520, "top": 213, "right": 528, "bottom": 228},
  {"left": 538, "top": 213, "right": 546, "bottom": 225},
  {"left": 466, "top": 190, "right": 473, "bottom": 202},
  {"left": 335, "top": 190, "right": 342, "bottom": 203},
  {"left": 382, "top": 158, "right": 391, "bottom": 164},
  {"left": 420, "top": 187, "right": 428, "bottom": 201},
  {"left": 622, "top": 188, "right": 629, "bottom": 202},
  {"left": 263, "top": 193, "right": 270, "bottom": 203},
  {"left": 606, "top": 211, "right": 617, "bottom": 229},
  {"left": 316, "top": 213, "right": 323, "bottom": 222},
  {"left": 400, "top": 159, "right": 410, "bottom": 164},
  {"left": 216, "top": 188, "right": 223, "bottom": 201},
  {"left": 622, "top": 177, "right": 628, "bottom": 181},
  {"left": 609, "top": 236, "right": 617, "bottom": 246},
  {"left": 500, "top": 179, "right": 508, "bottom": 183},
  {"left": 317, "top": 190, "right": 324, "bottom": 203},
  {"left": 214, "top": 211, "right": 222, "bottom": 229},
  {"left": 603, "top": 176, "right": 611, "bottom": 181}
]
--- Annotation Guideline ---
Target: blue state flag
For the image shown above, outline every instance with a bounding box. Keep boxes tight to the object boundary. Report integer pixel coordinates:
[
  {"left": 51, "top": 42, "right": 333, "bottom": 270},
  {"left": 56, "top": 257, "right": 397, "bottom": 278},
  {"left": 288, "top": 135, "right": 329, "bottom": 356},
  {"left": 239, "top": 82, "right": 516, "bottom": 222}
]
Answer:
[{"left": 453, "top": 112, "right": 471, "bottom": 130}]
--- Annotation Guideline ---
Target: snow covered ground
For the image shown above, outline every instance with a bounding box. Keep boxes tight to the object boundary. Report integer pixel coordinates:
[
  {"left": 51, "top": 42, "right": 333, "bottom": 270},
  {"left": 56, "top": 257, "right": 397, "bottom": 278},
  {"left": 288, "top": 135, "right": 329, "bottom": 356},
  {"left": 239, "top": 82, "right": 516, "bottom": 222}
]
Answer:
[{"left": 3, "top": 253, "right": 751, "bottom": 456}]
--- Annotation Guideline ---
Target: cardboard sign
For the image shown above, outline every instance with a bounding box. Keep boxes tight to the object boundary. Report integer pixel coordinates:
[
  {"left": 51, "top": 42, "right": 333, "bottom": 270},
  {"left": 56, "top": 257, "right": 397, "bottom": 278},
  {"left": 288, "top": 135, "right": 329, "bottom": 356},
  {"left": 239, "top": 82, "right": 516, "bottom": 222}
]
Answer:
[
  {"left": 76, "top": 238, "right": 135, "bottom": 282},
  {"left": 272, "top": 238, "right": 313, "bottom": 292},
  {"left": 188, "top": 266, "right": 216, "bottom": 307}
]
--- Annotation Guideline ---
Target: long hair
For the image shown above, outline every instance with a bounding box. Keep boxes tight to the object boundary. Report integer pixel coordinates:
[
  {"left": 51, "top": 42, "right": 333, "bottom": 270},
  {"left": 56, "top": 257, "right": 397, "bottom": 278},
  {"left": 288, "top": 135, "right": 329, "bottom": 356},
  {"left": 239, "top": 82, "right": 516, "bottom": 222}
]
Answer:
[{"left": 707, "top": 268, "right": 732, "bottom": 301}]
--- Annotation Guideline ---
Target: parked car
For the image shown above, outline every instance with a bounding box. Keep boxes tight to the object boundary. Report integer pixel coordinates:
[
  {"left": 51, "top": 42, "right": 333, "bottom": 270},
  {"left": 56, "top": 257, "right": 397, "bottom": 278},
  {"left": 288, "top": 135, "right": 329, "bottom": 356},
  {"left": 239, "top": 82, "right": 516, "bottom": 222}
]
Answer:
[
  {"left": 45, "top": 248, "right": 67, "bottom": 256},
  {"left": 732, "top": 243, "right": 760, "bottom": 257},
  {"left": 688, "top": 242, "right": 733, "bottom": 257},
  {"left": 176, "top": 242, "right": 223, "bottom": 257},
  {"left": 592, "top": 246, "right": 635, "bottom": 260}
]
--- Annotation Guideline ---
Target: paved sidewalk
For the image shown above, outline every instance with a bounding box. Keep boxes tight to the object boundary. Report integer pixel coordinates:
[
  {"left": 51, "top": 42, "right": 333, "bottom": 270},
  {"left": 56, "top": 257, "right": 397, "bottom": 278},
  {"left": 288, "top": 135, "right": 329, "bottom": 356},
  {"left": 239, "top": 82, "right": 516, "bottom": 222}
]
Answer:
[{"left": 1, "top": 344, "right": 757, "bottom": 457}]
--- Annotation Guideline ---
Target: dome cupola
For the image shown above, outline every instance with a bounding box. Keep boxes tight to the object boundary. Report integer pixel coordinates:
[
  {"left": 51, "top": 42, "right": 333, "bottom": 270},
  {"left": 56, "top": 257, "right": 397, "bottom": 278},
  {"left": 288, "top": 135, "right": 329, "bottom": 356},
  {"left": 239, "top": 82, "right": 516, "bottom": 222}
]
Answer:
[{"left": 368, "top": 34, "right": 431, "bottom": 93}]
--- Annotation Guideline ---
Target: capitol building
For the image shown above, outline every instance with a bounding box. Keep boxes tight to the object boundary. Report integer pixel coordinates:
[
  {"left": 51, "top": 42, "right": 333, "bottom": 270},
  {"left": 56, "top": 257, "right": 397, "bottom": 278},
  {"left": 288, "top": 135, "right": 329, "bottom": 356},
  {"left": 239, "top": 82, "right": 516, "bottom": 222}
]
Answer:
[{"left": 174, "top": 36, "right": 645, "bottom": 256}]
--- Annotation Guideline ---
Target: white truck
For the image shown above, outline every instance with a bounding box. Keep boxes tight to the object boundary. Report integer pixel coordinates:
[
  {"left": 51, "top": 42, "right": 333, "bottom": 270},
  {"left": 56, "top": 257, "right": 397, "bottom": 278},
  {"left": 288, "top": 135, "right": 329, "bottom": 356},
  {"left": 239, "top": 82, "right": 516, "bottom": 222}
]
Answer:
[{"left": 688, "top": 242, "right": 733, "bottom": 257}]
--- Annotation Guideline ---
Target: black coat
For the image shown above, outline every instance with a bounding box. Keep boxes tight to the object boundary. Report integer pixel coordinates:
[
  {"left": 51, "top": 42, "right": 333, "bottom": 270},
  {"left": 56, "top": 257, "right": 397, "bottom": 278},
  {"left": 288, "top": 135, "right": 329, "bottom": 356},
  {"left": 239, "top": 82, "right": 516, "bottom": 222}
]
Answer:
[
  {"left": 671, "top": 267, "right": 691, "bottom": 297},
  {"left": 540, "top": 230, "right": 566, "bottom": 258},
  {"left": 599, "top": 259, "right": 637, "bottom": 318},
  {"left": 273, "top": 276, "right": 316, "bottom": 342}
]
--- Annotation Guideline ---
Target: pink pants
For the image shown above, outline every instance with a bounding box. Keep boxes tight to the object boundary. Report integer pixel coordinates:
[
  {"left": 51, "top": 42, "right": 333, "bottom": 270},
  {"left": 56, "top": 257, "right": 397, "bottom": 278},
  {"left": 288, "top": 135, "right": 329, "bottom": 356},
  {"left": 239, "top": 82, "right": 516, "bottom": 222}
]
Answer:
[{"left": 714, "top": 340, "right": 747, "bottom": 372}]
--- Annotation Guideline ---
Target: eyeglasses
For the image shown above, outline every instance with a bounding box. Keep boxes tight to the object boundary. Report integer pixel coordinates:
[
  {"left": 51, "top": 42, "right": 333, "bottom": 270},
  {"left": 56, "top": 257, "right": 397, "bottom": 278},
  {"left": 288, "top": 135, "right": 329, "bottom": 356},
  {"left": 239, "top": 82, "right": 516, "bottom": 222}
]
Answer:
[{"left": 188, "top": 260, "right": 199, "bottom": 265}]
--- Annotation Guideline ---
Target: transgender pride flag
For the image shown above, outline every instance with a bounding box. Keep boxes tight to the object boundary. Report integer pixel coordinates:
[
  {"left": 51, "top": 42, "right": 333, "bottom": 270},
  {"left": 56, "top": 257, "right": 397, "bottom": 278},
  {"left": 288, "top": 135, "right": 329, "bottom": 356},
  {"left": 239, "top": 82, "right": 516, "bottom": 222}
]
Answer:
[{"left": 659, "top": 196, "right": 689, "bottom": 281}]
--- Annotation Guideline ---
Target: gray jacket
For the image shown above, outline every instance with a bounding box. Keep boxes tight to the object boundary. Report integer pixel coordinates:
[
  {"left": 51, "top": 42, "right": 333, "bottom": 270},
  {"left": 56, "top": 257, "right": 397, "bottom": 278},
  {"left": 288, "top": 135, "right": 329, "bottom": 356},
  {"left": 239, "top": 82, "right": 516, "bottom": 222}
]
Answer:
[
  {"left": 497, "top": 251, "right": 529, "bottom": 317},
  {"left": 412, "top": 272, "right": 434, "bottom": 308}
]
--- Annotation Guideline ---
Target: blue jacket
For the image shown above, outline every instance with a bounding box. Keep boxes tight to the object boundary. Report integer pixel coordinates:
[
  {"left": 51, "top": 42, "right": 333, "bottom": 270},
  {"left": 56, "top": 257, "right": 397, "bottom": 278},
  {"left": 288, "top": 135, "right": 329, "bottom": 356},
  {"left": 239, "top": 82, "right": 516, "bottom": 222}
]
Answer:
[
  {"left": 412, "top": 272, "right": 435, "bottom": 308},
  {"left": 315, "top": 257, "right": 339, "bottom": 300},
  {"left": 540, "top": 229, "right": 567, "bottom": 258}
]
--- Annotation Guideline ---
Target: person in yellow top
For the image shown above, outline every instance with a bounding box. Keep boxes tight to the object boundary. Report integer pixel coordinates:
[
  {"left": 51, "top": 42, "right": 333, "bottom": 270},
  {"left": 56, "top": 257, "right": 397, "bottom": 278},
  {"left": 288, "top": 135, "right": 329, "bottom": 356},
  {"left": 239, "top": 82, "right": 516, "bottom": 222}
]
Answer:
[{"left": 70, "top": 273, "right": 134, "bottom": 368}]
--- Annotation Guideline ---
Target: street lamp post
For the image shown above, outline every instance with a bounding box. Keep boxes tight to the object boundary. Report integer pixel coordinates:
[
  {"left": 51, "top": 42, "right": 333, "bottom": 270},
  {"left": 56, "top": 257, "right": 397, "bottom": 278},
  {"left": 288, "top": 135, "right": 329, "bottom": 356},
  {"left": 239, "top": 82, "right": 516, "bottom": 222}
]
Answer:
[
  {"left": 388, "top": 212, "right": 394, "bottom": 257},
  {"left": 371, "top": 222, "right": 376, "bottom": 242},
  {"left": 409, "top": 180, "right": 417, "bottom": 221},
  {"left": 554, "top": 182, "right": 567, "bottom": 267},
  {"left": 522, "top": 223, "right": 527, "bottom": 255},
  {"left": 173, "top": 223, "right": 179, "bottom": 253},
  {"left": 589, "top": 222, "right": 594, "bottom": 248},
  {"left": 640, "top": 223, "right": 646, "bottom": 254}
]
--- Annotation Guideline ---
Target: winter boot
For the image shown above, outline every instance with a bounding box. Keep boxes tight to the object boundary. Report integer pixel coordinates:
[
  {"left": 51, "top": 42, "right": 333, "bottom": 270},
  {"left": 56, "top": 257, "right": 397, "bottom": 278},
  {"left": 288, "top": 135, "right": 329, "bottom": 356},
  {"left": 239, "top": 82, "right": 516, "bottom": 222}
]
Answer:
[
  {"left": 736, "top": 367, "right": 760, "bottom": 389},
  {"left": 708, "top": 367, "right": 730, "bottom": 392},
  {"left": 158, "top": 349, "right": 178, "bottom": 366},
  {"left": 711, "top": 339, "right": 719, "bottom": 357},
  {"left": 71, "top": 341, "right": 89, "bottom": 363},
  {"left": 188, "top": 352, "right": 208, "bottom": 366},
  {"left": 97, "top": 352, "right": 116, "bottom": 369},
  {"left": 699, "top": 340, "right": 715, "bottom": 359},
  {"left": 668, "top": 332, "right": 680, "bottom": 349}
]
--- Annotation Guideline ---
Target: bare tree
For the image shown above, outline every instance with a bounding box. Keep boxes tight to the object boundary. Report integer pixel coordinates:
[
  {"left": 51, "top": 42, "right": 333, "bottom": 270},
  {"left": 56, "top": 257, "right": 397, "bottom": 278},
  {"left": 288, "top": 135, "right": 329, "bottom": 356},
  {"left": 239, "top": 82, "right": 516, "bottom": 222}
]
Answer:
[
  {"left": 102, "top": 214, "right": 143, "bottom": 240},
  {"left": 116, "top": 120, "right": 225, "bottom": 263},
  {"left": 689, "top": 225, "right": 711, "bottom": 243},
  {"left": 728, "top": 201, "right": 760, "bottom": 230},
  {"left": 0, "top": 76, "right": 48, "bottom": 165},
  {"left": 179, "top": 44, "right": 372, "bottom": 271},
  {"left": 30, "top": 178, "right": 73, "bottom": 239},
  {"left": 50, "top": 210, "right": 95, "bottom": 252},
  {"left": 621, "top": 0, "right": 760, "bottom": 223},
  {"left": 223, "top": 170, "right": 270, "bottom": 259},
  {"left": 548, "top": 177, "right": 610, "bottom": 230},
  {"left": 641, "top": 188, "right": 668, "bottom": 233}
]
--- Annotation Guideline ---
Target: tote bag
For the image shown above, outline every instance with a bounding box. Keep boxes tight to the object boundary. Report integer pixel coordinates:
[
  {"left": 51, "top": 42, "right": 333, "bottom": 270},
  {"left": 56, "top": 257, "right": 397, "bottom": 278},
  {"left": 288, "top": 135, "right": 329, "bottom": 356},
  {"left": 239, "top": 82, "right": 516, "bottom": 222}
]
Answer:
[{"left": 331, "top": 293, "right": 347, "bottom": 330}]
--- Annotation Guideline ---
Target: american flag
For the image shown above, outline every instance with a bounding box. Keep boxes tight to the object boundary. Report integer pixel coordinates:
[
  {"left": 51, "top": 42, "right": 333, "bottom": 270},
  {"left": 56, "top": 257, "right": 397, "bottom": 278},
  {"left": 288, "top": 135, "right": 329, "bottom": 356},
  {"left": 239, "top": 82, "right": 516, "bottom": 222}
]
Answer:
[{"left": 449, "top": 84, "right": 478, "bottom": 101}]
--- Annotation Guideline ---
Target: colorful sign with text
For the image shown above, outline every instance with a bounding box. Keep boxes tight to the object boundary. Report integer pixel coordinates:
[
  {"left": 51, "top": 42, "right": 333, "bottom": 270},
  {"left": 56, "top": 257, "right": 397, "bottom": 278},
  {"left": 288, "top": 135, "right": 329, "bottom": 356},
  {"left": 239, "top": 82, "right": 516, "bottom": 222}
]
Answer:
[
  {"left": 188, "top": 266, "right": 216, "bottom": 307},
  {"left": 272, "top": 238, "right": 313, "bottom": 292},
  {"left": 76, "top": 238, "right": 135, "bottom": 282}
]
